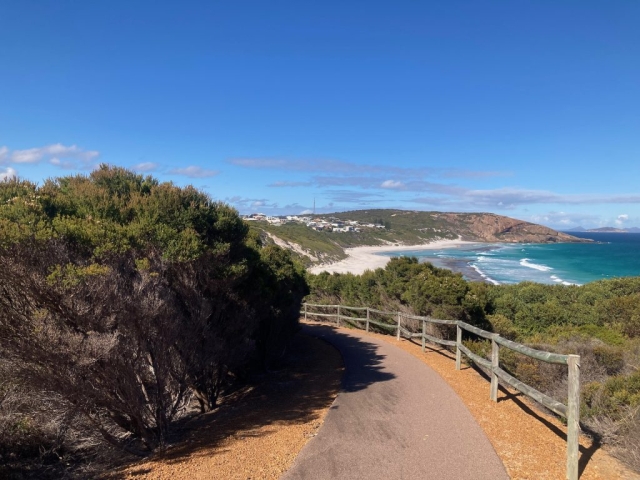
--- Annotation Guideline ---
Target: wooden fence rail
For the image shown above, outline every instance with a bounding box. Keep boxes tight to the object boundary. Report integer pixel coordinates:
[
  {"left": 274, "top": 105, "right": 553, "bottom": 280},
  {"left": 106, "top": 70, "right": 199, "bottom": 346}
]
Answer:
[{"left": 302, "top": 302, "right": 581, "bottom": 480}]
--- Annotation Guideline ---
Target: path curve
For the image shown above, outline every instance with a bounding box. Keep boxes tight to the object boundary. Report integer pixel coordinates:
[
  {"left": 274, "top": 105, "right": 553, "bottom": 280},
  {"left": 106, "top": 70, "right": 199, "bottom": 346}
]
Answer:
[{"left": 282, "top": 324, "right": 509, "bottom": 480}]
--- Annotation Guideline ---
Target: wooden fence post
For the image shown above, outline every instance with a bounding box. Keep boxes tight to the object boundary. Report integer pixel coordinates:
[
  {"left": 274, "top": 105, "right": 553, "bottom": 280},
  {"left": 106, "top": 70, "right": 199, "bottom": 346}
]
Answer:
[
  {"left": 567, "top": 355, "right": 580, "bottom": 480},
  {"left": 422, "top": 319, "right": 427, "bottom": 352},
  {"left": 490, "top": 334, "right": 500, "bottom": 402},
  {"left": 396, "top": 312, "right": 401, "bottom": 341},
  {"left": 337, "top": 305, "right": 340, "bottom": 327},
  {"left": 366, "top": 308, "right": 370, "bottom": 332},
  {"left": 304, "top": 303, "right": 307, "bottom": 321},
  {"left": 456, "top": 323, "right": 462, "bottom": 370}
]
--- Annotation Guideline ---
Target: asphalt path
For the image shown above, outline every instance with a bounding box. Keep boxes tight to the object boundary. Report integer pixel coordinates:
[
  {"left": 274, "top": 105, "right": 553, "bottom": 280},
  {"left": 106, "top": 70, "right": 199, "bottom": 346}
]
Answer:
[{"left": 282, "top": 324, "right": 509, "bottom": 480}]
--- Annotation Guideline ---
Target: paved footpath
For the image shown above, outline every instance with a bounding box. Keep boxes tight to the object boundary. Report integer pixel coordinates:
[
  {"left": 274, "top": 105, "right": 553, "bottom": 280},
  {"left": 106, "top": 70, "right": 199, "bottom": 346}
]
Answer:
[{"left": 282, "top": 323, "right": 509, "bottom": 480}]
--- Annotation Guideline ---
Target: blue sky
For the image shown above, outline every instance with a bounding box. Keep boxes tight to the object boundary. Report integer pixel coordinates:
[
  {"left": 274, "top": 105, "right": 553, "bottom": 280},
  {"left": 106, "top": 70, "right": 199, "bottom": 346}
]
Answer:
[{"left": 1, "top": 1, "right": 639, "bottom": 229}]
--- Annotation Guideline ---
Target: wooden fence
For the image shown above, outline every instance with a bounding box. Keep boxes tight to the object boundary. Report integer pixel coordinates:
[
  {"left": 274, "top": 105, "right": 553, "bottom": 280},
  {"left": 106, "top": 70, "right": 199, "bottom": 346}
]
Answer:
[{"left": 302, "top": 302, "right": 581, "bottom": 480}]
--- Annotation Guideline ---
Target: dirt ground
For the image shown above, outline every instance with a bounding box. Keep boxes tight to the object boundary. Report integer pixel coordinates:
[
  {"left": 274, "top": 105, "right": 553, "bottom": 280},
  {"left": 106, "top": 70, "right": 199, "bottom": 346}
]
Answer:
[
  {"left": 109, "top": 322, "right": 639, "bottom": 479},
  {"left": 107, "top": 332, "right": 343, "bottom": 480}
]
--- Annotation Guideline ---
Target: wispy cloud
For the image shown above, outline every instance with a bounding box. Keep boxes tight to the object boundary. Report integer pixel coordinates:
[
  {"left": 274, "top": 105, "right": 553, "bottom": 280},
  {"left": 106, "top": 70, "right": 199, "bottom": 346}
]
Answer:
[
  {"left": 463, "top": 188, "right": 640, "bottom": 207},
  {"left": 231, "top": 158, "right": 367, "bottom": 174},
  {"left": 440, "top": 169, "right": 512, "bottom": 179},
  {"left": 268, "top": 180, "right": 313, "bottom": 187},
  {"left": 313, "top": 176, "right": 384, "bottom": 189},
  {"left": 169, "top": 166, "right": 219, "bottom": 178},
  {"left": 309, "top": 175, "right": 465, "bottom": 196},
  {"left": 1, "top": 144, "right": 100, "bottom": 170},
  {"left": 0, "top": 167, "right": 17, "bottom": 181},
  {"left": 230, "top": 157, "right": 506, "bottom": 179},
  {"left": 225, "top": 195, "right": 277, "bottom": 210},
  {"left": 410, "top": 188, "right": 640, "bottom": 210},
  {"left": 528, "top": 211, "right": 601, "bottom": 229},
  {"left": 132, "top": 162, "right": 159, "bottom": 173},
  {"left": 380, "top": 180, "right": 405, "bottom": 189},
  {"left": 323, "top": 189, "right": 386, "bottom": 204}
]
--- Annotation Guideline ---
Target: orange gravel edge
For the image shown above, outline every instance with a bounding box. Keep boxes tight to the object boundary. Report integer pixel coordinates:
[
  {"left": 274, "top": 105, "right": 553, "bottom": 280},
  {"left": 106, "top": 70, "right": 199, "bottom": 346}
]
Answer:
[
  {"left": 106, "top": 332, "right": 343, "bottom": 480},
  {"left": 364, "top": 328, "right": 638, "bottom": 480},
  {"left": 107, "top": 322, "right": 638, "bottom": 480}
]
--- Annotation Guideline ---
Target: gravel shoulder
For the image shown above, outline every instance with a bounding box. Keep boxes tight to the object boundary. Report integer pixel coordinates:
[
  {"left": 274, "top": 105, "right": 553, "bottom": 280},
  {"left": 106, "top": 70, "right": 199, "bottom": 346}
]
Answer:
[{"left": 107, "top": 321, "right": 638, "bottom": 480}]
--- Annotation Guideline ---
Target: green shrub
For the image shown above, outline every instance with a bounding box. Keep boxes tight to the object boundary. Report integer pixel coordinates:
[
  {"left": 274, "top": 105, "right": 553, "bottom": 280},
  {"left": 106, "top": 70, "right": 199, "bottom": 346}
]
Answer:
[
  {"left": 582, "top": 370, "right": 640, "bottom": 420},
  {"left": 487, "top": 314, "right": 519, "bottom": 340},
  {"left": 593, "top": 345, "right": 626, "bottom": 376},
  {"left": 463, "top": 339, "right": 491, "bottom": 362}
]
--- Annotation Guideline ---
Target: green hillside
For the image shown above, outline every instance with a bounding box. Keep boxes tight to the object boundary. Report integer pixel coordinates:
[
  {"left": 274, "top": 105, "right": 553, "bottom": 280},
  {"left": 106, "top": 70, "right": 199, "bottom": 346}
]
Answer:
[{"left": 252, "top": 209, "right": 586, "bottom": 266}]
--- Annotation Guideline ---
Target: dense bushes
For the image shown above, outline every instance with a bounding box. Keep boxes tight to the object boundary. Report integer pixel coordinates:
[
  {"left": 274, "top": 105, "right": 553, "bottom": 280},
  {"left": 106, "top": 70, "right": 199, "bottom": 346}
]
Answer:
[
  {"left": 308, "top": 257, "right": 490, "bottom": 326},
  {"left": 0, "top": 166, "right": 306, "bottom": 471},
  {"left": 308, "top": 257, "right": 640, "bottom": 341}
]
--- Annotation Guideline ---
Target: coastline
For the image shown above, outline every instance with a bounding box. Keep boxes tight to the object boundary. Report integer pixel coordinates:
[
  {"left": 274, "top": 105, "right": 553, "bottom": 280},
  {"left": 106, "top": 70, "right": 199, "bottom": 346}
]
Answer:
[{"left": 308, "top": 239, "right": 476, "bottom": 276}]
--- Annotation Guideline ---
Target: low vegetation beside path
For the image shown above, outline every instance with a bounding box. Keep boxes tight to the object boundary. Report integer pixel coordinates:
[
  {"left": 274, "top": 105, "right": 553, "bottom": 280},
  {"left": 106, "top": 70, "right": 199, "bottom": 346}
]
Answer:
[{"left": 307, "top": 257, "right": 640, "bottom": 472}]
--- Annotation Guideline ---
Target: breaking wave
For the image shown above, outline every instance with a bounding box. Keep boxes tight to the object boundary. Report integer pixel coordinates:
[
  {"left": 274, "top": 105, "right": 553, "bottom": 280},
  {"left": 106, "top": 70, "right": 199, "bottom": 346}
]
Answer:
[
  {"left": 520, "top": 258, "right": 553, "bottom": 272},
  {"left": 471, "top": 264, "right": 500, "bottom": 285}
]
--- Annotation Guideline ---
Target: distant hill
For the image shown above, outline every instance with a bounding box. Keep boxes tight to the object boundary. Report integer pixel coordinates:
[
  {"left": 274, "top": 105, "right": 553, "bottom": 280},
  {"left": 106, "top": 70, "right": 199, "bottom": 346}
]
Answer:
[
  {"left": 252, "top": 209, "right": 590, "bottom": 266},
  {"left": 587, "top": 227, "right": 628, "bottom": 233},
  {"left": 566, "top": 226, "right": 640, "bottom": 233}
]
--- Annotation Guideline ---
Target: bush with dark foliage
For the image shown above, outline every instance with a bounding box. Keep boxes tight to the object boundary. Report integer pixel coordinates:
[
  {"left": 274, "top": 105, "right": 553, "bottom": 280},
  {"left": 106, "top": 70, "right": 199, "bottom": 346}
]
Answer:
[{"left": 0, "top": 166, "right": 307, "bottom": 470}]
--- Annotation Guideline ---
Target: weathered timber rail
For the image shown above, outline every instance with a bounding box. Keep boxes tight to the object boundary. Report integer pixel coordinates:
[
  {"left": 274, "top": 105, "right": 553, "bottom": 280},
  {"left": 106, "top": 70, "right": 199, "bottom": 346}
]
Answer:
[{"left": 302, "top": 302, "right": 581, "bottom": 480}]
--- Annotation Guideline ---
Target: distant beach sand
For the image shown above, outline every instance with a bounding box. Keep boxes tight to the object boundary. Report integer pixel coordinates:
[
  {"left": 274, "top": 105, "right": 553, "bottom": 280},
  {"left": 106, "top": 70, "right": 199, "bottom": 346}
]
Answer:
[{"left": 308, "top": 239, "right": 475, "bottom": 275}]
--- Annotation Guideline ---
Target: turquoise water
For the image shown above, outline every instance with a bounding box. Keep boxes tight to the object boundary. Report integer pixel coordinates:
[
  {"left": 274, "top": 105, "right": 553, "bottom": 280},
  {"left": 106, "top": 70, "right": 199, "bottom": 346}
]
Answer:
[{"left": 381, "top": 232, "right": 640, "bottom": 286}]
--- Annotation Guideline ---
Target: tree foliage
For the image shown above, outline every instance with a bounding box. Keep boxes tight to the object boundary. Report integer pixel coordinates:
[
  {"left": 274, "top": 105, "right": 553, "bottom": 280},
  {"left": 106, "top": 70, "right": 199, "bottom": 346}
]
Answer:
[
  {"left": 0, "top": 166, "right": 307, "bottom": 457},
  {"left": 308, "top": 257, "right": 490, "bottom": 325}
]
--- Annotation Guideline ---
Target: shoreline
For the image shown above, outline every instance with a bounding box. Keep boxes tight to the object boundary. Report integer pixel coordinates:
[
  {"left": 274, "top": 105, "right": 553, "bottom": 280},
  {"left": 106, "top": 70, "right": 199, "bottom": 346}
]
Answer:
[{"left": 308, "top": 239, "right": 478, "bottom": 276}]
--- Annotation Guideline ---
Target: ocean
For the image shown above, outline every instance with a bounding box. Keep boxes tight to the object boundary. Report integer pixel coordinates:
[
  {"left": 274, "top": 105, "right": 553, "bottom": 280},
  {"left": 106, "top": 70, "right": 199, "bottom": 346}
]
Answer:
[{"left": 381, "top": 232, "right": 640, "bottom": 286}]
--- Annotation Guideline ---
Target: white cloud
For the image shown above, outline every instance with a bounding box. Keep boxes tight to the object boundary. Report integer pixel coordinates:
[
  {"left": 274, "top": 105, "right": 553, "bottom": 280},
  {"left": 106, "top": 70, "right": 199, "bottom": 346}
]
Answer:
[
  {"left": 528, "top": 211, "right": 601, "bottom": 229},
  {"left": 169, "top": 166, "right": 219, "bottom": 178},
  {"left": 0, "top": 146, "right": 8, "bottom": 163},
  {"left": 615, "top": 214, "right": 629, "bottom": 225},
  {"left": 300, "top": 209, "right": 313, "bottom": 214},
  {"left": 132, "top": 162, "right": 159, "bottom": 173},
  {"left": 225, "top": 196, "right": 275, "bottom": 209},
  {"left": 0, "top": 167, "right": 17, "bottom": 181},
  {"left": 380, "top": 180, "right": 405, "bottom": 189},
  {"left": 10, "top": 143, "right": 99, "bottom": 166},
  {"left": 49, "top": 157, "right": 76, "bottom": 169},
  {"left": 11, "top": 148, "right": 44, "bottom": 164}
]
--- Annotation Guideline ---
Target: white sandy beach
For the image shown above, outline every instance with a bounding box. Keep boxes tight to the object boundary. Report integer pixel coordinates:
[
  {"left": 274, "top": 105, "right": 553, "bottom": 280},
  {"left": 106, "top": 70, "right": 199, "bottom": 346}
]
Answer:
[{"left": 308, "top": 239, "right": 474, "bottom": 275}]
